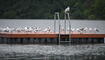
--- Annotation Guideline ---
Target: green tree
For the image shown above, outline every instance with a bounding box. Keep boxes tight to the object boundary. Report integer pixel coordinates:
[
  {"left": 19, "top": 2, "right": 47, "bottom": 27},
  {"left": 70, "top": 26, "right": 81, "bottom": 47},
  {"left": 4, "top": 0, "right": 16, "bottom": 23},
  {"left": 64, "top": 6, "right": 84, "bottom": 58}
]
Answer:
[
  {"left": 2, "top": 10, "right": 17, "bottom": 18},
  {"left": 90, "top": 0, "right": 105, "bottom": 19}
]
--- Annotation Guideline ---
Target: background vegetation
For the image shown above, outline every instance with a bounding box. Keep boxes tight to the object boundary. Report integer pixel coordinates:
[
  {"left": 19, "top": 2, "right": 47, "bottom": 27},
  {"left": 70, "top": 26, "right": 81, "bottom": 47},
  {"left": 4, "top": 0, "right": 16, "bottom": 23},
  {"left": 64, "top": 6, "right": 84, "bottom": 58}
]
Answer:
[{"left": 0, "top": 0, "right": 105, "bottom": 20}]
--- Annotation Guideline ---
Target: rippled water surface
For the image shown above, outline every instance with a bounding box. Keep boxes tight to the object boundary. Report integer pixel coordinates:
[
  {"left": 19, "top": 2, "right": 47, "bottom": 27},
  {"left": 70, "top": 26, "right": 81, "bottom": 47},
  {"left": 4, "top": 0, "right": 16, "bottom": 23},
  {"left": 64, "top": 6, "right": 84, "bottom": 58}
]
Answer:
[{"left": 0, "top": 44, "right": 105, "bottom": 60}]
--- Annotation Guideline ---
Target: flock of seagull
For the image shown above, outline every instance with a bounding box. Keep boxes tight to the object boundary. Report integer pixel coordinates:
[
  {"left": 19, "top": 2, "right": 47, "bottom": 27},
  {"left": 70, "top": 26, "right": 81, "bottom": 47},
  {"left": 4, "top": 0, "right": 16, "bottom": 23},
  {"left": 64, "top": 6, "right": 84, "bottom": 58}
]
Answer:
[
  {"left": 0, "top": 26, "right": 99, "bottom": 33},
  {"left": 0, "top": 26, "right": 51, "bottom": 33},
  {"left": 70, "top": 27, "right": 99, "bottom": 33}
]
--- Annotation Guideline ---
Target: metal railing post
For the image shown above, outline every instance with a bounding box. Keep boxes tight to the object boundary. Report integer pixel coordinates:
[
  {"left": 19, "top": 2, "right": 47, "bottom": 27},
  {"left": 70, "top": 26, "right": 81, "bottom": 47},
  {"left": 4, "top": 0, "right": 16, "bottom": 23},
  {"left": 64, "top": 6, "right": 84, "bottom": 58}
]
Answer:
[
  {"left": 67, "top": 13, "right": 71, "bottom": 43},
  {"left": 57, "top": 13, "right": 61, "bottom": 45},
  {"left": 54, "top": 13, "right": 56, "bottom": 33},
  {"left": 64, "top": 13, "right": 67, "bottom": 34},
  {"left": 54, "top": 12, "right": 60, "bottom": 44}
]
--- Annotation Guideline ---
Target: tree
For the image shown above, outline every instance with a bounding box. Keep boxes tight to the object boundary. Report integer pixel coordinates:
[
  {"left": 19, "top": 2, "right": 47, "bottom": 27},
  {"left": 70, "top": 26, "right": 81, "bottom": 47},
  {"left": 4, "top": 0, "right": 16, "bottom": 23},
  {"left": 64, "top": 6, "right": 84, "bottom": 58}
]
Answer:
[{"left": 90, "top": 0, "right": 105, "bottom": 19}]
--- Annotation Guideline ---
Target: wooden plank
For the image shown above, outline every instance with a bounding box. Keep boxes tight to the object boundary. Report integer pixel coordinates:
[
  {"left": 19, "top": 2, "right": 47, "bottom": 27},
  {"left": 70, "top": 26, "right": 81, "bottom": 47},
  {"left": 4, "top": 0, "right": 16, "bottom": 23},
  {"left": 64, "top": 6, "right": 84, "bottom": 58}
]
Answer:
[{"left": 0, "top": 32, "right": 105, "bottom": 38}]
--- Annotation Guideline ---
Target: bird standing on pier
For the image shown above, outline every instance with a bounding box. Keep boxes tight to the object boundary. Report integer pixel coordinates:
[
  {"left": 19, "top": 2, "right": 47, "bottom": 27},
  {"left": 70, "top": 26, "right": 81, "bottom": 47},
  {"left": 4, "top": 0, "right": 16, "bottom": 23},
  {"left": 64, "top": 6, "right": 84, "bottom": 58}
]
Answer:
[
  {"left": 71, "top": 28, "right": 75, "bottom": 32},
  {"left": 61, "top": 27, "right": 65, "bottom": 32},
  {"left": 64, "top": 6, "right": 70, "bottom": 13},
  {"left": 93, "top": 28, "right": 99, "bottom": 33},
  {"left": 43, "top": 26, "right": 51, "bottom": 32},
  {"left": 88, "top": 28, "right": 93, "bottom": 33}
]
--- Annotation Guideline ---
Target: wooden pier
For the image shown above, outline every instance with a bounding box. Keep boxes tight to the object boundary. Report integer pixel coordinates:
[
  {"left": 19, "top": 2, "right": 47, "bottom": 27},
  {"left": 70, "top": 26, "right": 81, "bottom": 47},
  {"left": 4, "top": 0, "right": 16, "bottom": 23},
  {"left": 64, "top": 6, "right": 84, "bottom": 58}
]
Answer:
[
  {"left": 0, "top": 12, "right": 104, "bottom": 44},
  {"left": 0, "top": 32, "right": 105, "bottom": 44}
]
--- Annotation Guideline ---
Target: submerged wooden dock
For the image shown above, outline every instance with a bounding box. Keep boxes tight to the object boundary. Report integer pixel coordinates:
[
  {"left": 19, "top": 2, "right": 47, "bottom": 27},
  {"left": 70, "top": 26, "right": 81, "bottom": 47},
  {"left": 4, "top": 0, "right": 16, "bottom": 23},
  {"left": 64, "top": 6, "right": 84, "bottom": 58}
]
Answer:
[{"left": 0, "top": 32, "right": 105, "bottom": 44}]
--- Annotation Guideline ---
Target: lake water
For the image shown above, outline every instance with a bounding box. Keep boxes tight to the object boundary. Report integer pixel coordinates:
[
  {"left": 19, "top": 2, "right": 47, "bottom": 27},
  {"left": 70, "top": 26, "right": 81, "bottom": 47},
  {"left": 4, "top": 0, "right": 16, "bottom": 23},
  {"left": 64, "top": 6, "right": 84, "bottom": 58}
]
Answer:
[
  {"left": 0, "top": 19, "right": 105, "bottom": 60},
  {"left": 0, "top": 44, "right": 105, "bottom": 60}
]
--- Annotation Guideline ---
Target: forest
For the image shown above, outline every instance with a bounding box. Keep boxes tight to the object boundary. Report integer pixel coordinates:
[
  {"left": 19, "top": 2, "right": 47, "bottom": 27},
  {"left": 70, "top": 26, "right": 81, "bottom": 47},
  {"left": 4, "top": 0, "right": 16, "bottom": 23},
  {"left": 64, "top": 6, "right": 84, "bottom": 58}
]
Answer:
[{"left": 0, "top": 0, "right": 105, "bottom": 20}]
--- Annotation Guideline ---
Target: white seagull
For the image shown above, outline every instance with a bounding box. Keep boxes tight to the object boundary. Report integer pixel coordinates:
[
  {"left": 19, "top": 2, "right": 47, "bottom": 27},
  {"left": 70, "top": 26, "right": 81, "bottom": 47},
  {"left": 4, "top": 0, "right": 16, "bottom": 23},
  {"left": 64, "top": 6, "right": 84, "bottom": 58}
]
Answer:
[
  {"left": 43, "top": 26, "right": 51, "bottom": 32},
  {"left": 93, "top": 28, "right": 99, "bottom": 32},
  {"left": 64, "top": 6, "right": 70, "bottom": 13}
]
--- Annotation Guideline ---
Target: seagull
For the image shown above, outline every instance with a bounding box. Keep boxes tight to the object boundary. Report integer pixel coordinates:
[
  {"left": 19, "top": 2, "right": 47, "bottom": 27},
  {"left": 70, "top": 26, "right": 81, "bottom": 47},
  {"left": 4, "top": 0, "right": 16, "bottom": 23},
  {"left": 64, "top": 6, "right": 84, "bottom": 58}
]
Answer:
[
  {"left": 3, "top": 27, "right": 13, "bottom": 32},
  {"left": 28, "top": 27, "right": 33, "bottom": 32},
  {"left": 84, "top": 27, "right": 88, "bottom": 31},
  {"left": 64, "top": 6, "right": 70, "bottom": 13},
  {"left": 93, "top": 28, "right": 99, "bottom": 32},
  {"left": 83, "top": 27, "right": 89, "bottom": 33},
  {"left": 76, "top": 28, "right": 80, "bottom": 31},
  {"left": 88, "top": 28, "right": 92, "bottom": 31},
  {"left": 71, "top": 28, "right": 75, "bottom": 32},
  {"left": 61, "top": 27, "right": 65, "bottom": 32},
  {"left": 24, "top": 27, "right": 28, "bottom": 32},
  {"left": 43, "top": 26, "right": 51, "bottom": 32}
]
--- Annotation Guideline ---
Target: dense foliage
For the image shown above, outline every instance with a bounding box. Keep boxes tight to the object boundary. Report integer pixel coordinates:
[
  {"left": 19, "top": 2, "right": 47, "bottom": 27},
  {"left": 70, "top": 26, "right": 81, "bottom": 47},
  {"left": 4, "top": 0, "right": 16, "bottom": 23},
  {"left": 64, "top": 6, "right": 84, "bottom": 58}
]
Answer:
[{"left": 0, "top": 0, "right": 105, "bottom": 19}]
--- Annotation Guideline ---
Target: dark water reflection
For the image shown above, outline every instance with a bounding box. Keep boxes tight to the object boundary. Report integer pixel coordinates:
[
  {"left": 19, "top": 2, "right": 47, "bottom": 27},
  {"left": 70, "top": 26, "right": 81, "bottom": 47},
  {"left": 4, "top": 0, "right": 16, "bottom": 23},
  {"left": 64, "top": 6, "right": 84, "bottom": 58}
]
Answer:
[{"left": 0, "top": 44, "right": 105, "bottom": 60}]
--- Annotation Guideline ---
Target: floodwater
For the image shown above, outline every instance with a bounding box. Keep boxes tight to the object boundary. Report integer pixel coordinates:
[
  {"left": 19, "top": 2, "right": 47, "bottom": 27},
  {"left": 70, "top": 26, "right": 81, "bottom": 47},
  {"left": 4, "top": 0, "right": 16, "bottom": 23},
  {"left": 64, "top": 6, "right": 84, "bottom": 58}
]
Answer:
[
  {"left": 0, "top": 44, "right": 105, "bottom": 60},
  {"left": 0, "top": 19, "right": 105, "bottom": 60}
]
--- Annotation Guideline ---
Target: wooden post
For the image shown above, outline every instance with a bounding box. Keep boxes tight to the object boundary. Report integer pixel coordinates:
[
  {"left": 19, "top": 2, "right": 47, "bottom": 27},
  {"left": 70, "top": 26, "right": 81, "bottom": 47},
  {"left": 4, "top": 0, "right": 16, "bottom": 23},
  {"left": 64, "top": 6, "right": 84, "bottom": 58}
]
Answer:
[{"left": 104, "top": 38, "right": 105, "bottom": 43}]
